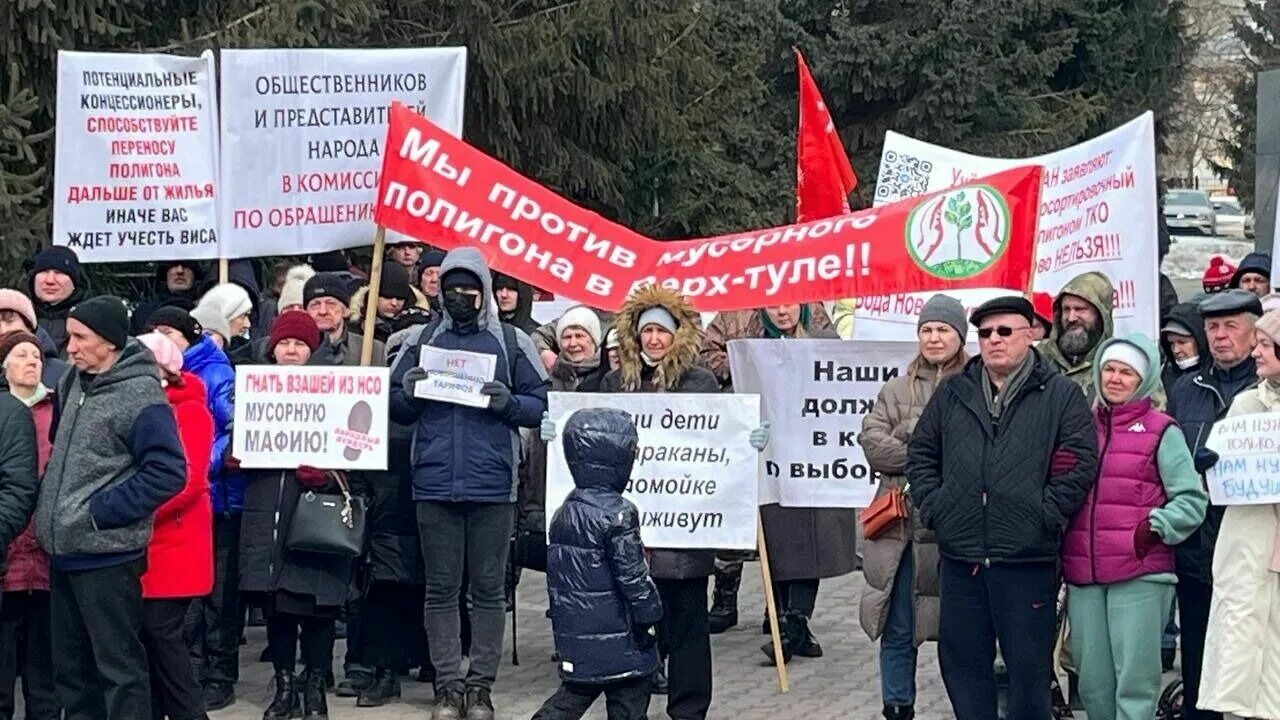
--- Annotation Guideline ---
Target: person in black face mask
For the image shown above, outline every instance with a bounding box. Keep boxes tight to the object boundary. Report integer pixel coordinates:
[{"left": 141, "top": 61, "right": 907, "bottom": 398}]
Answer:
[{"left": 388, "top": 248, "right": 549, "bottom": 720}]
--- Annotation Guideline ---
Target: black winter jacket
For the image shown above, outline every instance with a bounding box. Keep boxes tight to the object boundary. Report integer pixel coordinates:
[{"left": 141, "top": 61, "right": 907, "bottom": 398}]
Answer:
[
  {"left": 0, "top": 391, "right": 38, "bottom": 576},
  {"left": 1166, "top": 358, "right": 1257, "bottom": 583},
  {"left": 547, "top": 409, "right": 662, "bottom": 684},
  {"left": 907, "top": 350, "right": 1098, "bottom": 564}
]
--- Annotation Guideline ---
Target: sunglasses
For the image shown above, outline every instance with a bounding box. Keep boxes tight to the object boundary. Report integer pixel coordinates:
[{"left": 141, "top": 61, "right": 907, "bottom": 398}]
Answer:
[{"left": 977, "top": 325, "right": 1030, "bottom": 339}]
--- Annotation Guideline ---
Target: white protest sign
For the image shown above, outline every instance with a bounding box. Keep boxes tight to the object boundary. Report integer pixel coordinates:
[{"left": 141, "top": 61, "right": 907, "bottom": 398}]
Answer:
[
  {"left": 53, "top": 50, "right": 221, "bottom": 263},
  {"left": 729, "top": 339, "right": 918, "bottom": 508},
  {"left": 1204, "top": 412, "right": 1280, "bottom": 505},
  {"left": 233, "top": 365, "right": 389, "bottom": 470},
  {"left": 414, "top": 346, "right": 496, "bottom": 408},
  {"left": 219, "top": 48, "right": 466, "bottom": 258},
  {"left": 856, "top": 113, "right": 1158, "bottom": 340},
  {"left": 545, "top": 392, "right": 760, "bottom": 550}
]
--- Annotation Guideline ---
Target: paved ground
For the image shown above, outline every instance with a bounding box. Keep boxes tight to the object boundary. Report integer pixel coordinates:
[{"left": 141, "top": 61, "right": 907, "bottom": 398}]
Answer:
[{"left": 210, "top": 566, "right": 954, "bottom": 720}]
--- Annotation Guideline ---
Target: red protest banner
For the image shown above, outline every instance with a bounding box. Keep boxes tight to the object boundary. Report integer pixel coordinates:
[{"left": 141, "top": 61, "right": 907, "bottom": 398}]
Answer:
[{"left": 374, "top": 103, "right": 1042, "bottom": 312}]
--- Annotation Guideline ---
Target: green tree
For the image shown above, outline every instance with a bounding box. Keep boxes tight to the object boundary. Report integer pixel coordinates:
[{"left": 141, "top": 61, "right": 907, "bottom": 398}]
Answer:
[{"left": 1216, "top": 1, "right": 1280, "bottom": 210}]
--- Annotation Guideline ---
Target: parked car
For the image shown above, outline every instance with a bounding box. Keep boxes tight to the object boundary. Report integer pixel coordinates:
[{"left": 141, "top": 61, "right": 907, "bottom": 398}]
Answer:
[
  {"left": 1164, "top": 189, "right": 1217, "bottom": 236},
  {"left": 1211, "top": 195, "right": 1254, "bottom": 239}
]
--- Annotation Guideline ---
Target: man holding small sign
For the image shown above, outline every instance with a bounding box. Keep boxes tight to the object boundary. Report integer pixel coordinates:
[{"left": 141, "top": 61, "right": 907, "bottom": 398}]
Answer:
[{"left": 390, "top": 248, "right": 548, "bottom": 720}]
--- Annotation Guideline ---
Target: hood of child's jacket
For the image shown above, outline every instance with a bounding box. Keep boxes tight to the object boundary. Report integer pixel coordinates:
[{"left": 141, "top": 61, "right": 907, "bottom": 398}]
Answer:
[{"left": 563, "top": 408, "right": 638, "bottom": 493}]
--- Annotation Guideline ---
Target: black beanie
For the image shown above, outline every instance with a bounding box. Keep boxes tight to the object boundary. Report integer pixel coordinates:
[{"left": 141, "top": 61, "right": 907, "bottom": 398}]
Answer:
[
  {"left": 309, "top": 251, "right": 349, "bottom": 274},
  {"left": 441, "top": 268, "right": 482, "bottom": 292},
  {"left": 31, "top": 247, "right": 82, "bottom": 284},
  {"left": 145, "top": 305, "right": 203, "bottom": 347},
  {"left": 69, "top": 296, "right": 130, "bottom": 350},
  {"left": 303, "top": 272, "right": 353, "bottom": 308},
  {"left": 379, "top": 263, "right": 415, "bottom": 302},
  {"left": 419, "top": 248, "right": 446, "bottom": 270},
  {"left": 491, "top": 272, "right": 519, "bottom": 292}
]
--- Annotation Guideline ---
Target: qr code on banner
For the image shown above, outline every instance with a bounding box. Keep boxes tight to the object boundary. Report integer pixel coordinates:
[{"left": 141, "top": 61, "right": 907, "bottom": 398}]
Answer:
[{"left": 875, "top": 151, "right": 934, "bottom": 203}]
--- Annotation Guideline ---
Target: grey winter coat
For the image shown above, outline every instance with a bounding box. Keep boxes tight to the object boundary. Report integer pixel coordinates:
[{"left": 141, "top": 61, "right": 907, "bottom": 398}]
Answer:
[
  {"left": 857, "top": 356, "right": 960, "bottom": 644},
  {"left": 35, "top": 342, "right": 186, "bottom": 557}
]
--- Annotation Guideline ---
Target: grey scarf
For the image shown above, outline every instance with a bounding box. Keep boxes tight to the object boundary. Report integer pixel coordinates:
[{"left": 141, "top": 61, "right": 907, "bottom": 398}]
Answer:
[{"left": 982, "top": 352, "right": 1035, "bottom": 419}]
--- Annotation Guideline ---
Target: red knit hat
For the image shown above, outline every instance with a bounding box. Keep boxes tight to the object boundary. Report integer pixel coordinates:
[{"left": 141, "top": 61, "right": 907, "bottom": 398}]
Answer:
[
  {"left": 267, "top": 310, "right": 321, "bottom": 357},
  {"left": 1031, "top": 292, "right": 1054, "bottom": 333},
  {"left": 1203, "top": 256, "right": 1237, "bottom": 294}
]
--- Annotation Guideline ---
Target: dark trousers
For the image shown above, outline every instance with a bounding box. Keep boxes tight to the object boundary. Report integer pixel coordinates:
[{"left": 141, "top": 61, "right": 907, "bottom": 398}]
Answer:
[
  {"left": 938, "top": 558, "right": 1056, "bottom": 720},
  {"left": 655, "top": 577, "right": 712, "bottom": 720},
  {"left": 532, "top": 677, "right": 652, "bottom": 720},
  {"left": 266, "top": 613, "right": 336, "bottom": 673},
  {"left": 51, "top": 559, "right": 151, "bottom": 720},
  {"left": 0, "top": 590, "right": 57, "bottom": 720},
  {"left": 1176, "top": 574, "right": 1221, "bottom": 720},
  {"left": 185, "top": 513, "right": 242, "bottom": 687},
  {"left": 417, "top": 501, "right": 515, "bottom": 693},
  {"left": 143, "top": 599, "right": 203, "bottom": 720},
  {"left": 772, "top": 578, "right": 819, "bottom": 617},
  {"left": 363, "top": 581, "right": 422, "bottom": 669}
]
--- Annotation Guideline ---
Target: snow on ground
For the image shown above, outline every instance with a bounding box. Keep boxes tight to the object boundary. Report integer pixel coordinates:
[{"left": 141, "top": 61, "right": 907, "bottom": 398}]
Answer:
[{"left": 1163, "top": 234, "right": 1254, "bottom": 280}]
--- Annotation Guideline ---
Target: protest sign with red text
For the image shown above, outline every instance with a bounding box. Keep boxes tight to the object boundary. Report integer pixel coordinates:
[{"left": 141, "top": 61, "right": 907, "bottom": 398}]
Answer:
[{"left": 374, "top": 103, "right": 1044, "bottom": 312}]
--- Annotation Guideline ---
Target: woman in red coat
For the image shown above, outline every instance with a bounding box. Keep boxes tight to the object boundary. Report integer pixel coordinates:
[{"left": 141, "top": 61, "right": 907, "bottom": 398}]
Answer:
[
  {"left": 0, "top": 330, "right": 57, "bottom": 720},
  {"left": 137, "top": 332, "right": 214, "bottom": 720}
]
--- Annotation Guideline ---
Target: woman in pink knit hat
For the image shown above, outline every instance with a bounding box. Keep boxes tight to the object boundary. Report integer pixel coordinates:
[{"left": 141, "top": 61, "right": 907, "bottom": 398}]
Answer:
[{"left": 1199, "top": 309, "right": 1280, "bottom": 719}]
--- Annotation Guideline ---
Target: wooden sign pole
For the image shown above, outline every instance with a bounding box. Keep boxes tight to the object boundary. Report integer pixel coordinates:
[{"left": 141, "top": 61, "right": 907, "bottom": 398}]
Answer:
[{"left": 359, "top": 227, "right": 387, "bottom": 367}]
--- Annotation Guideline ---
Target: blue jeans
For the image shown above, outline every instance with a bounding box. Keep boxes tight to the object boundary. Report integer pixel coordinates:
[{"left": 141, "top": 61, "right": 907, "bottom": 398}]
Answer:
[
  {"left": 880, "top": 544, "right": 917, "bottom": 706},
  {"left": 1161, "top": 596, "right": 1177, "bottom": 651}
]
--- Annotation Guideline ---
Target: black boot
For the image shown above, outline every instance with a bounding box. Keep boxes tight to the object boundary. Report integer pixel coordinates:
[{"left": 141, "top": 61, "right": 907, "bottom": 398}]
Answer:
[
  {"left": 302, "top": 668, "right": 328, "bottom": 719},
  {"left": 357, "top": 667, "right": 402, "bottom": 708},
  {"left": 1161, "top": 646, "right": 1176, "bottom": 672},
  {"left": 336, "top": 668, "right": 374, "bottom": 697},
  {"left": 883, "top": 704, "right": 915, "bottom": 720},
  {"left": 263, "top": 669, "right": 299, "bottom": 720},
  {"left": 760, "top": 613, "right": 803, "bottom": 665},
  {"left": 708, "top": 564, "right": 741, "bottom": 634},
  {"left": 791, "top": 615, "right": 823, "bottom": 658}
]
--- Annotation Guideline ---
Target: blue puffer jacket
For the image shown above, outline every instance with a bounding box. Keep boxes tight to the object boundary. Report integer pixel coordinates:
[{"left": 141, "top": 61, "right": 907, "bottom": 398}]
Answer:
[
  {"left": 547, "top": 408, "right": 662, "bottom": 684},
  {"left": 389, "top": 248, "right": 548, "bottom": 503},
  {"left": 184, "top": 335, "right": 242, "bottom": 513}
]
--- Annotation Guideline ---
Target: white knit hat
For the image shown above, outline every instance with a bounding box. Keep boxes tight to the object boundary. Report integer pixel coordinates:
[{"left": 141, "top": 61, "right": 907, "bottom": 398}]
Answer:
[
  {"left": 190, "top": 301, "right": 231, "bottom": 342},
  {"left": 199, "top": 283, "right": 253, "bottom": 325},
  {"left": 556, "top": 306, "right": 602, "bottom": 347},
  {"left": 277, "top": 264, "right": 316, "bottom": 312},
  {"left": 1099, "top": 340, "right": 1149, "bottom": 381}
]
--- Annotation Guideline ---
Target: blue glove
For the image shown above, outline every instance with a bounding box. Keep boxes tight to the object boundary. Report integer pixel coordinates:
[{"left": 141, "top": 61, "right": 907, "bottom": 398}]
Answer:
[
  {"left": 480, "top": 381, "right": 512, "bottom": 414},
  {"left": 1194, "top": 447, "right": 1220, "bottom": 474},
  {"left": 749, "top": 421, "right": 772, "bottom": 451},
  {"left": 540, "top": 412, "right": 557, "bottom": 442}
]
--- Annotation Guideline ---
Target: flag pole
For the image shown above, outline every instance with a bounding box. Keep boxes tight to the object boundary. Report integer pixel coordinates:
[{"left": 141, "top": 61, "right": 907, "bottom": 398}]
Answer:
[
  {"left": 360, "top": 227, "right": 387, "bottom": 366},
  {"left": 218, "top": 257, "right": 229, "bottom": 285}
]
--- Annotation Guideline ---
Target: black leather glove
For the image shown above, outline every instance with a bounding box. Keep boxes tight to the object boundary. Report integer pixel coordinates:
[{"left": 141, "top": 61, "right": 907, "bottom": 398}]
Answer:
[
  {"left": 480, "top": 381, "right": 512, "bottom": 414},
  {"left": 1194, "top": 447, "right": 1220, "bottom": 475},
  {"left": 631, "top": 623, "right": 657, "bottom": 650}
]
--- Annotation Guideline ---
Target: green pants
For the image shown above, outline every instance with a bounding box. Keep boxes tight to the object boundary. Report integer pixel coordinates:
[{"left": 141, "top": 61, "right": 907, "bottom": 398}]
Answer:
[{"left": 1067, "top": 578, "right": 1175, "bottom": 720}]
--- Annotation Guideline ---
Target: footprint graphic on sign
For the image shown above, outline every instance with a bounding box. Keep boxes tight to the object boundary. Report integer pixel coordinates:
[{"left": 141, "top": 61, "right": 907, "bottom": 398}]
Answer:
[{"left": 344, "top": 401, "right": 373, "bottom": 462}]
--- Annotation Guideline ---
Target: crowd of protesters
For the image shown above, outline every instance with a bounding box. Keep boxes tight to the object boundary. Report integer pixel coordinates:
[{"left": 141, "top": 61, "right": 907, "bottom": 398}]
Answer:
[{"left": 0, "top": 239, "right": 1275, "bottom": 720}]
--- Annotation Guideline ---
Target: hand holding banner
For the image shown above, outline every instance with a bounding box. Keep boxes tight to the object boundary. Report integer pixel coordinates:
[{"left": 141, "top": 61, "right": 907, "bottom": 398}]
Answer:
[
  {"left": 415, "top": 346, "right": 496, "bottom": 408},
  {"left": 374, "top": 103, "right": 1044, "bottom": 312}
]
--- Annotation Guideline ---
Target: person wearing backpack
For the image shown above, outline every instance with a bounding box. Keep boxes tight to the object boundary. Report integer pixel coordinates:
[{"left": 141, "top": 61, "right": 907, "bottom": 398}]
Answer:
[{"left": 391, "top": 248, "right": 549, "bottom": 720}]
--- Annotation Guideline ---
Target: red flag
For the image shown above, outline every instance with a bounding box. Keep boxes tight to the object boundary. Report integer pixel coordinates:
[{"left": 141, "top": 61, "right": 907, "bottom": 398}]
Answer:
[{"left": 795, "top": 49, "right": 857, "bottom": 221}]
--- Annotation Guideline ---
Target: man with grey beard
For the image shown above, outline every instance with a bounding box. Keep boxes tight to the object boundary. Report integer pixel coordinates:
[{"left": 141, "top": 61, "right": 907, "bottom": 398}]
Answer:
[{"left": 1039, "top": 271, "right": 1116, "bottom": 401}]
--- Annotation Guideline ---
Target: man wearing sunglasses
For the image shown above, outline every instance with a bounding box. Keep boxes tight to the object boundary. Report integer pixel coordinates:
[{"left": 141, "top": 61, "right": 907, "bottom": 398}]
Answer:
[{"left": 907, "top": 295, "right": 1098, "bottom": 720}]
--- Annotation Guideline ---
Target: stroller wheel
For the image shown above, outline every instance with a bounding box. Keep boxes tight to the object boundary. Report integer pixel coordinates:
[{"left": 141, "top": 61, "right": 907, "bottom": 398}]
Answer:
[{"left": 1157, "top": 678, "right": 1183, "bottom": 720}]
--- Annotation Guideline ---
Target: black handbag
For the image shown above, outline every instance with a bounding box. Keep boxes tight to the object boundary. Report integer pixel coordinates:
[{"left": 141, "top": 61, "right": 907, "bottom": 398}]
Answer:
[{"left": 286, "top": 470, "right": 367, "bottom": 558}]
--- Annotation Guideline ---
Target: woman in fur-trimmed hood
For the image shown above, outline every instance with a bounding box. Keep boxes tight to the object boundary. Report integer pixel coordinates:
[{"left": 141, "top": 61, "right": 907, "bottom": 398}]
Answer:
[{"left": 600, "top": 284, "right": 714, "bottom": 394}]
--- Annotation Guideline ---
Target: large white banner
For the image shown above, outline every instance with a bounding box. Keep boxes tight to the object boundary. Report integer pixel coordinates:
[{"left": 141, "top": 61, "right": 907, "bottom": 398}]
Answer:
[
  {"left": 728, "top": 339, "right": 918, "bottom": 508},
  {"left": 855, "top": 113, "right": 1158, "bottom": 340},
  {"left": 1205, "top": 412, "right": 1280, "bottom": 505},
  {"left": 233, "top": 366, "right": 390, "bottom": 470},
  {"left": 545, "top": 392, "right": 760, "bottom": 550},
  {"left": 53, "top": 50, "right": 221, "bottom": 263},
  {"left": 219, "top": 48, "right": 466, "bottom": 258}
]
